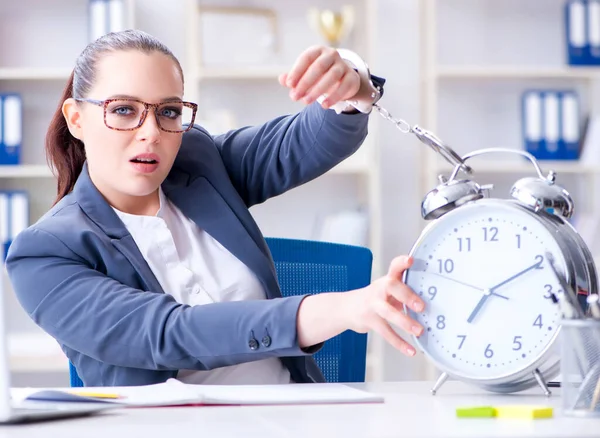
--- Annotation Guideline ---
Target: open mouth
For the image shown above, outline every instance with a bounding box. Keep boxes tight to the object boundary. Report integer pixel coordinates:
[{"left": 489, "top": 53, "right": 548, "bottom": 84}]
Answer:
[{"left": 130, "top": 158, "right": 158, "bottom": 164}]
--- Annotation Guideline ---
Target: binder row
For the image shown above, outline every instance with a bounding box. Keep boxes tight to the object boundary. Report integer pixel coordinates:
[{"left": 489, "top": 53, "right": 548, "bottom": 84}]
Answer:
[
  {"left": 0, "top": 191, "right": 28, "bottom": 261},
  {"left": 0, "top": 94, "right": 22, "bottom": 166},
  {"left": 566, "top": 0, "right": 600, "bottom": 65},
  {"left": 89, "top": 0, "right": 127, "bottom": 43},
  {"left": 521, "top": 90, "right": 581, "bottom": 160}
]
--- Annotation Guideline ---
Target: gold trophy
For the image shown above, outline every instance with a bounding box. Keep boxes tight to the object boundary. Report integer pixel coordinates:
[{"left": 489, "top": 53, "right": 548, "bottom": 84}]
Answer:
[{"left": 308, "top": 6, "right": 355, "bottom": 48}]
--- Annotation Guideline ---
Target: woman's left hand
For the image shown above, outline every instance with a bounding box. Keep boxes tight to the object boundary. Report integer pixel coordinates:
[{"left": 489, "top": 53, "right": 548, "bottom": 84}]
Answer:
[{"left": 279, "top": 46, "right": 360, "bottom": 110}]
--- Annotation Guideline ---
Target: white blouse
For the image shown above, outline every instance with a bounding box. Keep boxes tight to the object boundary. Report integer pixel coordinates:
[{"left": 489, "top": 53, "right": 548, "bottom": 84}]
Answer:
[{"left": 113, "top": 188, "right": 291, "bottom": 385}]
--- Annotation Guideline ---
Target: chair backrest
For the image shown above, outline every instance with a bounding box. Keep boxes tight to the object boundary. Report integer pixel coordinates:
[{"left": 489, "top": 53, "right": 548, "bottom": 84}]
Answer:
[
  {"left": 265, "top": 238, "right": 372, "bottom": 383},
  {"left": 70, "top": 238, "right": 372, "bottom": 387}
]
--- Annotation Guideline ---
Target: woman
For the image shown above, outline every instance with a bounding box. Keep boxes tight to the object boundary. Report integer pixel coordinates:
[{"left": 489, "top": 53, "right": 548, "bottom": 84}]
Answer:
[{"left": 5, "top": 30, "right": 425, "bottom": 386}]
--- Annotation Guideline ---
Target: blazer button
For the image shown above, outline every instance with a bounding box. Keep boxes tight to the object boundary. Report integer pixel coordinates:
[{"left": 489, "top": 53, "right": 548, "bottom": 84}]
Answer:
[
  {"left": 261, "top": 335, "right": 272, "bottom": 347},
  {"left": 248, "top": 338, "right": 259, "bottom": 350}
]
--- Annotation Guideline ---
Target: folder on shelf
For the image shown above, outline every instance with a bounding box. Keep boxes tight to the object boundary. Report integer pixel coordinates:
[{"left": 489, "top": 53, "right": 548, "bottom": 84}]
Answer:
[
  {"left": 0, "top": 94, "right": 22, "bottom": 166},
  {"left": 566, "top": 0, "right": 590, "bottom": 65},
  {"left": 88, "top": 0, "right": 126, "bottom": 42},
  {"left": 561, "top": 91, "right": 581, "bottom": 159},
  {"left": 589, "top": 0, "right": 600, "bottom": 61},
  {"left": 0, "top": 191, "right": 29, "bottom": 261},
  {"left": 522, "top": 90, "right": 581, "bottom": 160},
  {"left": 565, "top": 0, "right": 600, "bottom": 65}
]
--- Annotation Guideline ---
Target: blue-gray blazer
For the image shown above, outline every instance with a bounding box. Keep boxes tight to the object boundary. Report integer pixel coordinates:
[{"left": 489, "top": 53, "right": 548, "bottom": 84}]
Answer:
[{"left": 6, "top": 102, "right": 372, "bottom": 386}]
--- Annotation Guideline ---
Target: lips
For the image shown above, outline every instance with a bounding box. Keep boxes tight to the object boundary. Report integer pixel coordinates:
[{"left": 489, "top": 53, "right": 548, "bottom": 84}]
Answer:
[
  {"left": 130, "top": 153, "right": 160, "bottom": 164},
  {"left": 129, "top": 153, "right": 160, "bottom": 174}
]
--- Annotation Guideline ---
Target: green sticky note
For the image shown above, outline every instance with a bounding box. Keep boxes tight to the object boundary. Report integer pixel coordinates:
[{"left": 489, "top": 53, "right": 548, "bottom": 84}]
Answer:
[{"left": 456, "top": 406, "right": 497, "bottom": 418}]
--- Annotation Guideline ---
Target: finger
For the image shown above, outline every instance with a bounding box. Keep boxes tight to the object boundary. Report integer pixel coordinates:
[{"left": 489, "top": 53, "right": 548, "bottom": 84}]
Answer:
[
  {"left": 322, "top": 70, "right": 359, "bottom": 108},
  {"left": 285, "top": 46, "right": 323, "bottom": 89},
  {"left": 278, "top": 73, "right": 288, "bottom": 87},
  {"left": 375, "top": 298, "right": 423, "bottom": 336},
  {"left": 385, "top": 277, "right": 425, "bottom": 313},
  {"left": 372, "top": 319, "right": 416, "bottom": 357},
  {"left": 388, "top": 256, "right": 413, "bottom": 280},
  {"left": 302, "top": 63, "right": 345, "bottom": 105},
  {"left": 292, "top": 51, "right": 337, "bottom": 100}
]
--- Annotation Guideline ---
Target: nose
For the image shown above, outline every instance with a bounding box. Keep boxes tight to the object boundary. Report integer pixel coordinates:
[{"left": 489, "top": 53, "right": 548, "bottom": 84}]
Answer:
[{"left": 135, "top": 110, "right": 161, "bottom": 143}]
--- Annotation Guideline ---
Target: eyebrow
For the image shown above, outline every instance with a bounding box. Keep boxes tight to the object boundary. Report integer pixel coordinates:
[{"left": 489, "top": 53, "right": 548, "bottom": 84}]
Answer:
[{"left": 107, "top": 94, "right": 183, "bottom": 102}]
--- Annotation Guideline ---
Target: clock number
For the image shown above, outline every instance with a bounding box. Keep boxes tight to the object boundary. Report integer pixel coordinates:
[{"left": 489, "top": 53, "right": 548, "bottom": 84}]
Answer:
[
  {"left": 534, "top": 255, "right": 544, "bottom": 269},
  {"left": 437, "top": 259, "right": 454, "bottom": 274},
  {"left": 516, "top": 234, "right": 521, "bottom": 249},
  {"left": 427, "top": 286, "right": 437, "bottom": 300},
  {"left": 533, "top": 314, "right": 543, "bottom": 329},
  {"left": 543, "top": 284, "right": 553, "bottom": 299},
  {"left": 436, "top": 315, "right": 446, "bottom": 330},
  {"left": 457, "top": 335, "right": 466, "bottom": 350},
  {"left": 484, "top": 344, "right": 494, "bottom": 358},
  {"left": 483, "top": 227, "right": 499, "bottom": 242},
  {"left": 457, "top": 237, "right": 471, "bottom": 252},
  {"left": 512, "top": 336, "right": 523, "bottom": 351}
]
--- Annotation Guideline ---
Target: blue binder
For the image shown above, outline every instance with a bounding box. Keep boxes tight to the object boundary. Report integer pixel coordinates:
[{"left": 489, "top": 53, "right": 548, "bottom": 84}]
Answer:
[
  {"left": 0, "top": 94, "right": 22, "bottom": 165},
  {"left": 0, "top": 191, "right": 29, "bottom": 260},
  {"left": 566, "top": 0, "right": 600, "bottom": 65},
  {"left": 522, "top": 90, "right": 581, "bottom": 160}
]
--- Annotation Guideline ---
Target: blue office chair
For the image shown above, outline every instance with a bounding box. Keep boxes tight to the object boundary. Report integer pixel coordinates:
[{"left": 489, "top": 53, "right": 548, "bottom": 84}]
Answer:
[{"left": 70, "top": 238, "right": 373, "bottom": 387}]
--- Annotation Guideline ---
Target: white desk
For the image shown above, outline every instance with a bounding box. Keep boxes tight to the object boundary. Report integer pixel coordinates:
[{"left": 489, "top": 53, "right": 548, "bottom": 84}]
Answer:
[{"left": 2, "top": 381, "right": 598, "bottom": 438}]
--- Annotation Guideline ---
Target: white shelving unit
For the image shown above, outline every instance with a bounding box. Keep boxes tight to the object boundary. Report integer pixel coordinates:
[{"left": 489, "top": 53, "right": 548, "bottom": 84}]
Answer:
[
  {"left": 420, "top": 0, "right": 600, "bottom": 206},
  {"left": 419, "top": 0, "right": 600, "bottom": 381}
]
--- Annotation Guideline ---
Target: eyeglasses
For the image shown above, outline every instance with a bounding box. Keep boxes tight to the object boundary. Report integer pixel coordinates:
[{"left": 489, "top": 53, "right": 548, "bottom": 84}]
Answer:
[{"left": 75, "top": 98, "right": 198, "bottom": 133}]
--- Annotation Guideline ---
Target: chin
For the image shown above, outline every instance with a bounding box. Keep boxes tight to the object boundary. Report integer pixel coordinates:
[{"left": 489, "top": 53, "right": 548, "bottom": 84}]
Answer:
[{"left": 125, "top": 181, "right": 162, "bottom": 198}]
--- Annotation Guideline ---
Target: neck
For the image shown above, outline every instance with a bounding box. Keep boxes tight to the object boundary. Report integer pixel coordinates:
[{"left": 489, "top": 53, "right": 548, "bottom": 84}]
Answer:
[{"left": 109, "top": 190, "right": 160, "bottom": 216}]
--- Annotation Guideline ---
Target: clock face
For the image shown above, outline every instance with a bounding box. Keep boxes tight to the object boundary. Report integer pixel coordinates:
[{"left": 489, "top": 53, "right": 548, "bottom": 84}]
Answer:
[{"left": 404, "top": 200, "right": 564, "bottom": 381}]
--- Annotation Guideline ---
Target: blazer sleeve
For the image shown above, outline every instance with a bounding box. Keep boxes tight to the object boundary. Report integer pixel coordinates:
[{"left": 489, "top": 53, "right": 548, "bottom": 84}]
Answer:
[
  {"left": 5, "top": 227, "right": 320, "bottom": 371},
  {"left": 213, "top": 102, "right": 369, "bottom": 207}
]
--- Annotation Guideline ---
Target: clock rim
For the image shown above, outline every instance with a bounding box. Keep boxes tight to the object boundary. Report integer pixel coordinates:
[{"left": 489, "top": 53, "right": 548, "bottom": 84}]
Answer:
[{"left": 403, "top": 198, "right": 580, "bottom": 390}]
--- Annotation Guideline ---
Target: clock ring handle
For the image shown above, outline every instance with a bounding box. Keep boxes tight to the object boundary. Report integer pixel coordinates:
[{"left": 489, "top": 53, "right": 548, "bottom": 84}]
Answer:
[{"left": 447, "top": 148, "right": 547, "bottom": 183}]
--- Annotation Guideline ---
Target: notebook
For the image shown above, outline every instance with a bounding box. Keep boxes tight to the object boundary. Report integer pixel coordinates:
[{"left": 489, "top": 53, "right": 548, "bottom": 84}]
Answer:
[{"left": 12, "top": 378, "right": 384, "bottom": 407}]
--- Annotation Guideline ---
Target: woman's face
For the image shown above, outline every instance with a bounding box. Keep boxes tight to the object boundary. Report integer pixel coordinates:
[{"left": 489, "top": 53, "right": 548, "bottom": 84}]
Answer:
[{"left": 64, "top": 50, "right": 184, "bottom": 214}]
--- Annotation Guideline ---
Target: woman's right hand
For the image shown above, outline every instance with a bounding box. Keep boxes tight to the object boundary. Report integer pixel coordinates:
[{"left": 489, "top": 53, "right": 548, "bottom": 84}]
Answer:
[
  {"left": 296, "top": 256, "right": 426, "bottom": 357},
  {"left": 342, "top": 256, "right": 425, "bottom": 356}
]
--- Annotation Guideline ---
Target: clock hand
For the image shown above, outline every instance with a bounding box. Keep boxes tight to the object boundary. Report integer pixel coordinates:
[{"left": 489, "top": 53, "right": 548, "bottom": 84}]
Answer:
[
  {"left": 488, "top": 259, "right": 543, "bottom": 293},
  {"left": 467, "top": 258, "right": 542, "bottom": 324},
  {"left": 427, "top": 272, "right": 509, "bottom": 300},
  {"left": 467, "top": 289, "right": 492, "bottom": 324}
]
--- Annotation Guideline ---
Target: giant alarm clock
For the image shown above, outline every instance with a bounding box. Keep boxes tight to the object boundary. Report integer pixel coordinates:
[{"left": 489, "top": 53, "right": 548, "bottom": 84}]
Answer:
[{"left": 403, "top": 148, "right": 597, "bottom": 395}]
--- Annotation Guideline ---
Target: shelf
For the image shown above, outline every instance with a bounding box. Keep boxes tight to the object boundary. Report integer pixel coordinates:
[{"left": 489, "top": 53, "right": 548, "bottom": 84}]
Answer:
[
  {"left": 435, "top": 65, "right": 600, "bottom": 80},
  {"left": 0, "top": 67, "right": 72, "bottom": 81},
  {"left": 197, "top": 66, "right": 287, "bottom": 80},
  {"left": 433, "top": 160, "right": 600, "bottom": 175},
  {"left": 0, "top": 165, "right": 54, "bottom": 178}
]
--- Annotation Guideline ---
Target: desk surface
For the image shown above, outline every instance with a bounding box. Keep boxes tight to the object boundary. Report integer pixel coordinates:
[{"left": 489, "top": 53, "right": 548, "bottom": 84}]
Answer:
[{"left": 2, "top": 381, "right": 599, "bottom": 438}]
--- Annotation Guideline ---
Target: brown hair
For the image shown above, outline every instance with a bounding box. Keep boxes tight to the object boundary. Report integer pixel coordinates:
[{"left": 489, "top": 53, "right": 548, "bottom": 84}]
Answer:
[{"left": 46, "top": 30, "right": 184, "bottom": 204}]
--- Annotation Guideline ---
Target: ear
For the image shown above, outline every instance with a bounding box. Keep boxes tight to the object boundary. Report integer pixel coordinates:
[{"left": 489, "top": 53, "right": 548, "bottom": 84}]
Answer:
[{"left": 62, "top": 98, "right": 84, "bottom": 141}]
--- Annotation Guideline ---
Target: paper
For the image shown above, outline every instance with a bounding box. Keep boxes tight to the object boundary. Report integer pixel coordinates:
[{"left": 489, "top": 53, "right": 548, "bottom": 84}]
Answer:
[
  {"left": 181, "top": 381, "right": 384, "bottom": 405},
  {"left": 11, "top": 380, "right": 383, "bottom": 407}
]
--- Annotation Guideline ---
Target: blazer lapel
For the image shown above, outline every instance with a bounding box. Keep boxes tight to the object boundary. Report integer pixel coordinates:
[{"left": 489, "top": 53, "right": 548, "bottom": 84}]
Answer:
[
  {"left": 73, "top": 163, "right": 165, "bottom": 294},
  {"left": 163, "top": 175, "right": 280, "bottom": 298}
]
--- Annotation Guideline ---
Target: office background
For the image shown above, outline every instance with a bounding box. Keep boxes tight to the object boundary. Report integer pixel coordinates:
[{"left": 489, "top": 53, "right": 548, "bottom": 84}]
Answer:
[{"left": 2, "top": 0, "right": 599, "bottom": 387}]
